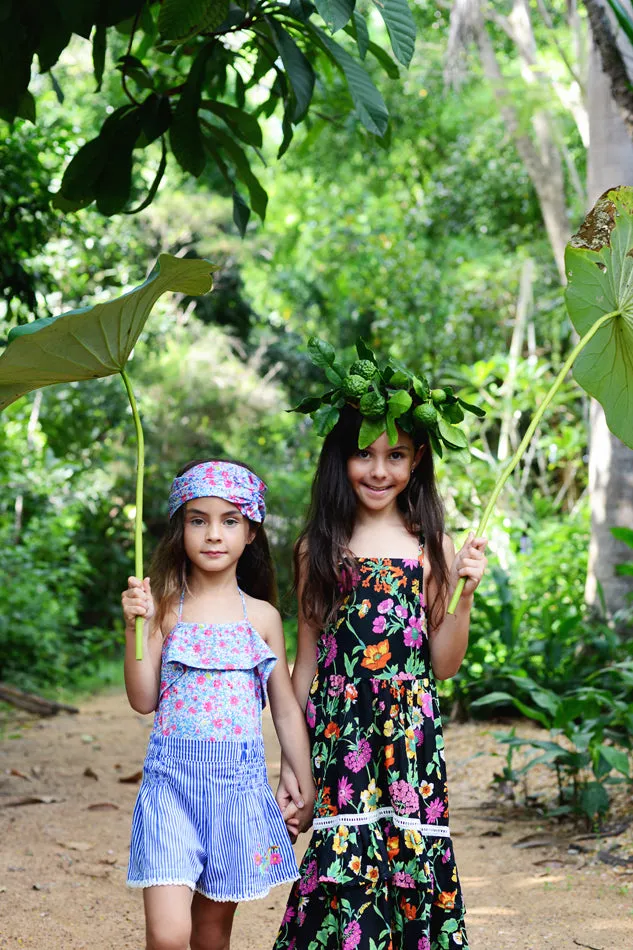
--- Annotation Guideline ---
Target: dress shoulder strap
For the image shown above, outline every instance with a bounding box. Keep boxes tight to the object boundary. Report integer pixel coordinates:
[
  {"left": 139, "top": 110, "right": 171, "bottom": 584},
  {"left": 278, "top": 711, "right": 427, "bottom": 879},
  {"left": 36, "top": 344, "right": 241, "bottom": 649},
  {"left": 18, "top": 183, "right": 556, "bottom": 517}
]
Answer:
[
  {"left": 178, "top": 589, "right": 185, "bottom": 622},
  {"left": 238, "top": 587, "right": 248, "bottom": 620}
]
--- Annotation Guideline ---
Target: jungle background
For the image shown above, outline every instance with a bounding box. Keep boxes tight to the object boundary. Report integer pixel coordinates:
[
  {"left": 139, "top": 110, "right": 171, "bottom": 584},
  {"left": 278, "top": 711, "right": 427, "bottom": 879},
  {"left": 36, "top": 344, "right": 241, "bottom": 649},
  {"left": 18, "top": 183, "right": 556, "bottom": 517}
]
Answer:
[{"left": 1, "top": 0, "right": 633, "bottom": 837}]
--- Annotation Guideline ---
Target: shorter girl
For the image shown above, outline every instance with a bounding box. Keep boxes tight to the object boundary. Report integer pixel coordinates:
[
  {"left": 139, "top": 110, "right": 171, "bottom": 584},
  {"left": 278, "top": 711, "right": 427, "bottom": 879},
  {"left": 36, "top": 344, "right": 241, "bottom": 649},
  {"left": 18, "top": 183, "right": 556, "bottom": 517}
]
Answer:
[{"left": 122, "top": 459, "right": 314, "bottom": 950}]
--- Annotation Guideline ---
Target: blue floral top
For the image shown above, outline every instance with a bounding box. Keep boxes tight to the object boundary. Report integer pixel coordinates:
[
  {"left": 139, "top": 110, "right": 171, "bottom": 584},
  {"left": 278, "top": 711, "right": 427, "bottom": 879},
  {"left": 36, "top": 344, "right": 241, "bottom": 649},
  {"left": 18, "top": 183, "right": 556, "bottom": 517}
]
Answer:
[{"left": 151, "top": 589, "right": 277, "bottom": 742}]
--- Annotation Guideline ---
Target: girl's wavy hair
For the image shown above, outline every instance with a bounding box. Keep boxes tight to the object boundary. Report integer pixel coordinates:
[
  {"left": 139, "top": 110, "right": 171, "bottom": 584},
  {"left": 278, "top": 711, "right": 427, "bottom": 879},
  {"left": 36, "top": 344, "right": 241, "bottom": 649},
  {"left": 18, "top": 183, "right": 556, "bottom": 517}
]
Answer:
[
  {"left": 295, "top": 405, "right": 449, "bottom": 630},
  {"left": 151, "top": 458, "right": 278, "bottom": 632}
]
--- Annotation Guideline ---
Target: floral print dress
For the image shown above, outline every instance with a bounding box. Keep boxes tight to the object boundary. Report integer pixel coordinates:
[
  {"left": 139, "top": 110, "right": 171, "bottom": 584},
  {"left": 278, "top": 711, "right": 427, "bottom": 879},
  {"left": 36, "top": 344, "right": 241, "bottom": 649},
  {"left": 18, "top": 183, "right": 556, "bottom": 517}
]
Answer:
[{"left": 273, "top": 550, "right": 468, "bottom": 950}]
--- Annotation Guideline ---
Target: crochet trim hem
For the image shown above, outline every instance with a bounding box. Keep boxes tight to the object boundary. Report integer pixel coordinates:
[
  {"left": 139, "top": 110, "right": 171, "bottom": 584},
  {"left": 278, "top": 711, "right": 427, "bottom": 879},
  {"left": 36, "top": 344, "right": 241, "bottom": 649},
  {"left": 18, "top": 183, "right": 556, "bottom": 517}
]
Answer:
[{"left": 313, "top": 807, "right": 450, "bottom": 837}]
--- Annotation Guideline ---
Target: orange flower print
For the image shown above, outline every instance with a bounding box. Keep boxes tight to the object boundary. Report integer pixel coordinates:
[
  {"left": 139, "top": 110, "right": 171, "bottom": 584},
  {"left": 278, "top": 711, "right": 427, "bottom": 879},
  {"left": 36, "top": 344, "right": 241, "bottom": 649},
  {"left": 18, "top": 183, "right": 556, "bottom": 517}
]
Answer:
[
  {"left": 358, "top": 598, "right": 371, "bottom": 618},
  {"left": 401, "top": 900, "right": 417, "bottom": 920},
  {"left": 345, "top": 683, "right": 358, "bottom": 701},
  {"left": 324, "top": 722, "right": 340, "bottom": 739},
  {"left": 330, "top": 896, "right": 339, "bottom": 910},
  {"left": 384, "top": 743, "right": 395, "bottom": 768},
  {"left": 386, "top": 835, "right": 400, "bottom": 859},
  {"left": 361, "top": 639, "right": 392, "bottom": 671},
  {"left": 348, "top": 855, "right": 362, "bottom": 874},
  {"left": 434, "top": 890, "right": 458, "bottom": 911}
]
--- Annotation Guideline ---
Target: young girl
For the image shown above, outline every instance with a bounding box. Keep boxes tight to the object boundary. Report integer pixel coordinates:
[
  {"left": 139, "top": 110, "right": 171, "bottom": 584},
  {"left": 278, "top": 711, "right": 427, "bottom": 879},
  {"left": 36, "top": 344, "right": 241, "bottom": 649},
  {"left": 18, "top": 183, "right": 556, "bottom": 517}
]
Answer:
[
  {"left": 274, "top": 405, "right": 487, "bottom": 950},
  {"left": 121, "top": 459, "right": 314, "bottom": 950}
]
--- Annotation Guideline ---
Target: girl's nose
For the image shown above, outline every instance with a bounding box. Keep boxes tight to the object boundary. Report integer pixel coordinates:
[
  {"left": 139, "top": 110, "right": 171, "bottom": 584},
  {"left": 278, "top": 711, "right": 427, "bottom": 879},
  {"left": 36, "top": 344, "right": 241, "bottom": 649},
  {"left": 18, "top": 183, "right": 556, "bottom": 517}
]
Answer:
[
  {"left": 205, "top": 521, "right": 222, "bottom": 540},
  {"left": 370, "top": 457, "right": 388, "bottom": 478}
]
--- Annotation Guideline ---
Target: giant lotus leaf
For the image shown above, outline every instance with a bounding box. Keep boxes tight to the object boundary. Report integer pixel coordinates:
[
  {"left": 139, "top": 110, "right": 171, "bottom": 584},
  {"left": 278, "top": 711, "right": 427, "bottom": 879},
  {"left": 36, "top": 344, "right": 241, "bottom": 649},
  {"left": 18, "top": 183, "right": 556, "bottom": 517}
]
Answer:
[
  {"left": 565, "top": 186, "right": 633, "bottom": 448},
  {"left": 0, "top": 253, "right": 215, "bottom": 411}
]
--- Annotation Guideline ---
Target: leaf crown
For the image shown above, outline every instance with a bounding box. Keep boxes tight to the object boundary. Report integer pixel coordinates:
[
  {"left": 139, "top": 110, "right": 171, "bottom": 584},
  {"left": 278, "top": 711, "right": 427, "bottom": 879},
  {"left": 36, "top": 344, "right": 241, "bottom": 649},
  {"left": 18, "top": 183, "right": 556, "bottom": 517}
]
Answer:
[{"left": 291, "top": 337, "right": 485, "bottom": 454}]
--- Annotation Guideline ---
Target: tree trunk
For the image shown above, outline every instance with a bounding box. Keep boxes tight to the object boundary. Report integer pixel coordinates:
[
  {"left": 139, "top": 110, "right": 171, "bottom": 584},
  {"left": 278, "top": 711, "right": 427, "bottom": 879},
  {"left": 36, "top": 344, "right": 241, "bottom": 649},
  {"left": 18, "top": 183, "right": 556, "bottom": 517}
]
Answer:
[{"left": 585, "top": 15, "right": 633, "bottom": 616}]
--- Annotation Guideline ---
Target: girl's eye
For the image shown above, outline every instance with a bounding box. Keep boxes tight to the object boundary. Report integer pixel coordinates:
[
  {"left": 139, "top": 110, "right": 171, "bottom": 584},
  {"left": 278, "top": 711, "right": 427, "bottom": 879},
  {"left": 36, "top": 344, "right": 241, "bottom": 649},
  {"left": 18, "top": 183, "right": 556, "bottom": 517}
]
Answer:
[
  {"left": 355, "top": 450, "right": 370, "bottom": 459},
  {"left": 190, "top": 518, "right": 205, "bottom": 526},
  {"left": 390, "top": 452, "right": 404, "bottom": 460},
  {"left": 224, "top": 518, "right": 239, "bottom": 527}
]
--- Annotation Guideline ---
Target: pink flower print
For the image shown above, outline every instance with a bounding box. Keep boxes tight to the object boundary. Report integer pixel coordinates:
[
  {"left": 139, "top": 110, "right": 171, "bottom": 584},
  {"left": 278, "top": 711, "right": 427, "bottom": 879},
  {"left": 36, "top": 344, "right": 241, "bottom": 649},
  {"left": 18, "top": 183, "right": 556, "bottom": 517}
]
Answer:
[
  {"left": 230, "top": 695, "right": 239, "bottom": 705},
  {"left": 403, "top": 617, "right": 424, "bottom": 648},
  {"left": 342, "top": 920, "right": 362, "bottom": 950},
  {"left": 393, "top": 871, "right": 415, "bottom": 888},
  {"left": 213, "top": 679, "right": 221, "bottom": 689},
  {"left": 322, "top": 632, "right": 338, "bottom": 668},
  {"left": 343, "top": 738, "right": 372, "bottom": 773},
  {"left": 306, "top": 699, "right": 316, "bottom": 729},
  {"left": 188, "top": 706, "right": 197, "bottom": 714},
  {"left": 193, "top": 642, "right": 202, "bottom": 654},
  {"left": 403, "top": 558, "right": 418, "bottom": 570},
  {"left": 389, "top": 780, "right": 418, "bottom": 815},
  {"left": 299, "top": 859, "right": 318, "bottom": 895},
  {"left": 420, "top": 692, "right": 434, "bottom": 719},
  {"left": 377, "top": 598, "right": 394, "bottom": 614},
  {"left": 372, "top": 615, "right": 386, "bottom": 634},
  {"left": 204, "top": 701, "right": 213, "bottom": 712},
  {"left": 338, "top": 775, "right": 354, "bottom": 808},
  {"left": 328, "top": 674, "right": 346, "bottom": 696},
  {"left": 254, "top": 852, "right": 263, "bottom": 866},
  {"left": 425, "top": 797, "right": 445, "bottom": 823},
  {"left": 270, "top": 850, "right": 282, "bottom": 865},
  {"left": 175, "top": 699, "right": 184, "bottom": 710},
  {"left": 395, "top": 604, "right": 408, "bottom": 619},
  {"left": 418, "top": 939, "right": 431, "bottom": 950},
  {"left": 370, "top": 678, "right": 380, "bottom": 694},
  {"left": 442, "top": 847, "right": 452, "bottom": 864},
  {"left": 234, "top": 726, "right": 242, "bottom": 735},
  {"left": 213, "top": 718, "right": 223, "bottom": 729},
  {"left": 281, "top": 906, "right": 295, "bottom": 926}
]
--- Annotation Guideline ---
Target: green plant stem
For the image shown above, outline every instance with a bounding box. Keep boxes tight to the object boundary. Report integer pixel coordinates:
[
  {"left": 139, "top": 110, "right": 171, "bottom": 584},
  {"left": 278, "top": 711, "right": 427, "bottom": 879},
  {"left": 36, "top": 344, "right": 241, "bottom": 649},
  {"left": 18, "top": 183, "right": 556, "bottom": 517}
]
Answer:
[
  {"left": 120, "top": 368, "right": 145, "bottom": 660},
  {"left": 447, "top": 310, "right": 619, "bottom": 615}
]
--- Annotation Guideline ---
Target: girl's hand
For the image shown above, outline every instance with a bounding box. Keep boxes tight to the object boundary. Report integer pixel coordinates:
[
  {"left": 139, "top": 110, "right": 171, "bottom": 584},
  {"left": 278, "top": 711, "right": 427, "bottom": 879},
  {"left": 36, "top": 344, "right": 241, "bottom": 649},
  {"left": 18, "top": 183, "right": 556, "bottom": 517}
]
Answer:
[
  {"left": 276, "top": 763, "right": 314, "bottom": 839},
  {"left": 121, "top": 576, "right": 154, "bottom": 630},
  {"left": 451, "top": 534, "right": 488, "bottom": 598}
]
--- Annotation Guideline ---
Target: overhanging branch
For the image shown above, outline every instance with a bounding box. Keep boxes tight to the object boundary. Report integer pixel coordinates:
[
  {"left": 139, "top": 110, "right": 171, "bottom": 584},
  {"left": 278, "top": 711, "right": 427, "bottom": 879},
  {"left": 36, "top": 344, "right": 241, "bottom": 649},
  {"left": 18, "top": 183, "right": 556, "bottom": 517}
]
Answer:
[{"left": 583, "top": 0, "right": 633, "bottom": 137}]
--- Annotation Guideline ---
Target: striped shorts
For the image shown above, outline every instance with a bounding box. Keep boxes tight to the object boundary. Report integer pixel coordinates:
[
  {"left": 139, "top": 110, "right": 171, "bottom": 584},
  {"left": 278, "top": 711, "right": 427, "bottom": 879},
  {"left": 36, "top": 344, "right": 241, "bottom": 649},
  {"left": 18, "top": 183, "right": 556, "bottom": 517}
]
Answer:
[{"left": 127, "top": 734, "right": 299, "bottom": 901}]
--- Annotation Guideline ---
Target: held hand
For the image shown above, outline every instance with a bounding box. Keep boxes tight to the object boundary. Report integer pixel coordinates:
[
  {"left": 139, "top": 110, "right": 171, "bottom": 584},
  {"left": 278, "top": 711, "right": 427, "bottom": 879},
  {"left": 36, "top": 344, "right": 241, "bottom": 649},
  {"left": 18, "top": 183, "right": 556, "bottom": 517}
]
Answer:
[
  {"left": 276, "top": 764, "right": 314, "bottom": 838},
  {"left": 121, "top": 576, "right": 155, "bottom": 630},
  {"left": 451, "top": 534, "right": 488, "bottom": 598}
]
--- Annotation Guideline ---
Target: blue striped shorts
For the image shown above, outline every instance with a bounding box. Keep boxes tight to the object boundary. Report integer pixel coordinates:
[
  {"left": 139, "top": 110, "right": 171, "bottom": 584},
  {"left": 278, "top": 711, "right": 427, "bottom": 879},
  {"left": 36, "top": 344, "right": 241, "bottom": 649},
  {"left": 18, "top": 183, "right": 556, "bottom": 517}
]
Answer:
[{"left": 127, "top": 734, "right": 299, "bottom": 901}]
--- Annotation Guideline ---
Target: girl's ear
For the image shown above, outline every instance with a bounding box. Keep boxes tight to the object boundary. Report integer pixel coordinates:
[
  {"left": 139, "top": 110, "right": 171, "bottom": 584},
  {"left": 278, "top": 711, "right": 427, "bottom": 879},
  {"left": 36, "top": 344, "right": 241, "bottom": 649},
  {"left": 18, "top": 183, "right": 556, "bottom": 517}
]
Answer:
[{"left": 411, "top": 444, "right": 426, "bottom": 472}]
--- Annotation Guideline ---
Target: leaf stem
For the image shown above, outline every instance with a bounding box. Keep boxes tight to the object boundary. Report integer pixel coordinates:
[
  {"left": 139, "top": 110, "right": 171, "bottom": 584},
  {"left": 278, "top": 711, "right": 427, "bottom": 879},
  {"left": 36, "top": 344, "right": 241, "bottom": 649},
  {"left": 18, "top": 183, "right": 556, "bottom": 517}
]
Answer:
[
  {"left": 447, "top": 310, "right": 619, "bottom": 614},
  {"left": 120, "top": 368, "right": 145, "bottom": 659}
]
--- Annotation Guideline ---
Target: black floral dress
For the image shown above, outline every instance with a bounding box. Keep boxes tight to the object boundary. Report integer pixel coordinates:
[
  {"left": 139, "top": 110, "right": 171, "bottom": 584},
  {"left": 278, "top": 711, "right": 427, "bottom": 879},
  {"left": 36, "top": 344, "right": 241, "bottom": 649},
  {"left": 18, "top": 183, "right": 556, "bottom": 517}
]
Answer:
[{"left": 273, "top": 549, "right": 468, "bottom": 950}]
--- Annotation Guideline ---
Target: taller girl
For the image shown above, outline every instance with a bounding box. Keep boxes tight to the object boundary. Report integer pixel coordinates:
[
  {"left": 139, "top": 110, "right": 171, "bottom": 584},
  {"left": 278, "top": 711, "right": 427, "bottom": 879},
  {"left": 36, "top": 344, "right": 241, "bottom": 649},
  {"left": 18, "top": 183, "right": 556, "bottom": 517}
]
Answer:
[{"left": 275, "top": 344, "right": 487, "bottom": 950}]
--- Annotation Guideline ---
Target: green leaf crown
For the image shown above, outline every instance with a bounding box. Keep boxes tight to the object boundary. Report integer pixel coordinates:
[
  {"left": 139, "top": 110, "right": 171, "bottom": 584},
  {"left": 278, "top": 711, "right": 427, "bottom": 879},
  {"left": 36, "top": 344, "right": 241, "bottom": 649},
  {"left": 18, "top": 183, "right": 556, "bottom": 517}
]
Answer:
[{"left": 291, "top": 337, "right": 485, "bottom": 454}]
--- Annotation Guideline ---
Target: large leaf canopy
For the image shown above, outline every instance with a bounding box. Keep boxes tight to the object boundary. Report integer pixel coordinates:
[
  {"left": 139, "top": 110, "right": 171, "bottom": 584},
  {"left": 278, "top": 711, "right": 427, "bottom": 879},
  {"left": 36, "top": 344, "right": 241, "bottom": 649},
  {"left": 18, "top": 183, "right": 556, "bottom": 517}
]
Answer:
[
  {"left": 0, "top": 254, "right": 214, "bottom": 411},
  {"left": 565, "top": 186, "right": 633, "bottom": 449}
]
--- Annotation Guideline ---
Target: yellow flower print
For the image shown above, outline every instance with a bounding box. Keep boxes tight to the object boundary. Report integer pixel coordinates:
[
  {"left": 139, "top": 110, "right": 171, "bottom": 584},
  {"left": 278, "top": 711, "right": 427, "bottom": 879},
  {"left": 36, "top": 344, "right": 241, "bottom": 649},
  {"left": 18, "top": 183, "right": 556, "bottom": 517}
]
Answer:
[
  {"left": 337, "top": 824, "right": 349, "bottom": 838},
  {"left": 310, "top": 677, "right": 319, "bottom": 694},
  {"left": 389, "top": 704, "right": 399, "bottom": 718},
  {"left": 453, "top": 931, "right": 463, "bottom": 946},
  {"left": 358, "top": 598, "right": 371, "bottom": 618},
  {"left": 420, "top": 782, "right": 434, "bottom": 798},
  {"left": 333, "top": 833, "right": 349, "bottom": 855},
  {"left": 411, "top": 579, "right": 420, "bottom": 596},
  {"left": 360, "top": 778, "right": 382, "bottom": 811},
  {"left": 348, "top": 855, "right": 362, "bottom": 874},
  {"left": 405, "top": 727, "right": 416, "bottom": 759},
  {"left": 452, "top": 867, "right": 457, "bottom": 882},
  {"left": 404, "top": 830, "right": 424, "bottom": 854},
  {"left": 366, "top": 865, "right": 380, "bottom": 884},
  {"left": 383, "top": 719, "right": 394, "bottom": 738}
]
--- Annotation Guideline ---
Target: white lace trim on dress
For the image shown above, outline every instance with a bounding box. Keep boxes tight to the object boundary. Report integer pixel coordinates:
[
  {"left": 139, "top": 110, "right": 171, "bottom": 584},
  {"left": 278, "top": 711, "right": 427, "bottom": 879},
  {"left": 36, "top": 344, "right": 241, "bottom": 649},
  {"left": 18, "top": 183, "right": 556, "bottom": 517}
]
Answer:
[{"left": 312, "top": 806, "right": 451, "bottom": 837}]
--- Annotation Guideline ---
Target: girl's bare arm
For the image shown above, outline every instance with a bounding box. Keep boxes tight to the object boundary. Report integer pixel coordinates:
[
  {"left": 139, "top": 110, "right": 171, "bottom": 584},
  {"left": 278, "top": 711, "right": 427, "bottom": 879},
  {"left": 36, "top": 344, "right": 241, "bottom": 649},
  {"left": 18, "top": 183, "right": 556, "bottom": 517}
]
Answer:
[
  {"left": 122, "top": 576, "right": 163, "bottom": 714},
  {"left": 426, "top": 534, "right": 488, "bottom": 680}
]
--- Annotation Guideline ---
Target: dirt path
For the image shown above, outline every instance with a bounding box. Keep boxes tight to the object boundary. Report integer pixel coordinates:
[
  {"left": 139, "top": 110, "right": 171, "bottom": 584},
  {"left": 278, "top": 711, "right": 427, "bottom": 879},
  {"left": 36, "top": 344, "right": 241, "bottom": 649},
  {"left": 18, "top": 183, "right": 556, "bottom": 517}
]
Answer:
[{"left": 0, "top": 693, "right": 631, "bottom": 950}]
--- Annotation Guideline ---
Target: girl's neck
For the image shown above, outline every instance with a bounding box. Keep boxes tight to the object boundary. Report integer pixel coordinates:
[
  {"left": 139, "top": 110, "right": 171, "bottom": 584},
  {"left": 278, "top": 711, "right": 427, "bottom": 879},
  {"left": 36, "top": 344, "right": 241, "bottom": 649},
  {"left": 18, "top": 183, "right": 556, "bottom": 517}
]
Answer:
[
  {"left": 350, "top": 506, "right": 419, "bottom": 559},
  {"left": 187, "top": 566, "right": 241, "bottom": 599}
]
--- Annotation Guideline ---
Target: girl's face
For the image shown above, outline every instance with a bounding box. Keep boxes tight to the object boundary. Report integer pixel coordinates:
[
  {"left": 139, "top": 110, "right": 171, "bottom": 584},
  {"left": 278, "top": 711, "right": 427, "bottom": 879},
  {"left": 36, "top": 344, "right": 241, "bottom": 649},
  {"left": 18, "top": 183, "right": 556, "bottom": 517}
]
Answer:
[
  {"left": 346, "top": 430, "right": 423, "bottom": 514},
  {"left": 183, "top": 496, "right": 254, "bottom": 576}
]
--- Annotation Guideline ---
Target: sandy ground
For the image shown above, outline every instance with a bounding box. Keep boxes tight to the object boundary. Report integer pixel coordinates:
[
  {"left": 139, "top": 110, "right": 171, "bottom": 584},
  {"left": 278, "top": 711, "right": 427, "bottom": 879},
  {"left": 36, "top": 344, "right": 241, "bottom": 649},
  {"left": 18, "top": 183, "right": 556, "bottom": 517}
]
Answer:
[{"left": 0, "top": 693, "right": 631, "bottom": 950}]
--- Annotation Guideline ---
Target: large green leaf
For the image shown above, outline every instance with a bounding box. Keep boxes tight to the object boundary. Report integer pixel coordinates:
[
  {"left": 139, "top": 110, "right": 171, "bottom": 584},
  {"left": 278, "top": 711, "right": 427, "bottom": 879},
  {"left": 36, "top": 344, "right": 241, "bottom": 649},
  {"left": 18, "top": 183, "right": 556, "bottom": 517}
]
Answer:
[
  {"left": 0, "top": 254, "right": 215, "bottom": 412},
  {"left": 565, "top": 186, "right": 633, "bottom": 449},
  {"left": 268, "top": 20, "right": 315, "bottom": 122},
  {"left": 317, "top": 30, "right": 389, "bottom": 136},
  {"left": 371, "top": 0, "right": 416, "bottom": 67},
  {"left": 313, "top": 0, "right": 355, "bottom": 32}
]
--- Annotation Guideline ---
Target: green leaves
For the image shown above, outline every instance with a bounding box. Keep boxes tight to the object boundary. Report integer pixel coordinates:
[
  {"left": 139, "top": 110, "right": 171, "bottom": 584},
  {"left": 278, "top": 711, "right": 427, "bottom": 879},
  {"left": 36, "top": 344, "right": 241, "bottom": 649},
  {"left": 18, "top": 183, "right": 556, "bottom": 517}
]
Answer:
[
  {"left": 0, "top": 254, "right": 215, "bottom": 411},
  {"left": 371, "top": 0, "right": 416, "bottom": 67},
  {"left": 565, "top": 186, "right": 633, "bottom": 450},
  {"left": 170, "top": 43, "right": 213, "bottom": 177},
  {"left": 269, "top": 21, "right": 315, "bottom": 122},
  {"left": 313, "top": 0, "right": 355, "bottom": 32},
  {"left": 158, "top": 0, "right": 230, "bottom": 41},
  {"left": 318, "top": 29, "right": 389, "bottom": 137}
]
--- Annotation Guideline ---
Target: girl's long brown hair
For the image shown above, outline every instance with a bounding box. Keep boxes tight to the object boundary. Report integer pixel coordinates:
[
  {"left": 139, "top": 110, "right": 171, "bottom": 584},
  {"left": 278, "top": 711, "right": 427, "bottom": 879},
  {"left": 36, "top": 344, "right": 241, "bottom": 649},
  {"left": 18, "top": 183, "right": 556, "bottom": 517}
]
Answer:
[
  {"left": 151, "top": 458, "right": 278, "bottom": 632},
  {"left": 295, "top": 406, "right": 449, "bottom": 631}
]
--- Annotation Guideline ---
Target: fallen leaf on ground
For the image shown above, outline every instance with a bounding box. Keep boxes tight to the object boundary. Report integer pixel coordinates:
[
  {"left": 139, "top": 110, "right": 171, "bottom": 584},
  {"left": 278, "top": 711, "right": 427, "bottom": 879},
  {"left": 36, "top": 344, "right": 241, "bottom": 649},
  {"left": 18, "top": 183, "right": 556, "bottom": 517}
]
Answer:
[
  {"left": 87, "top": 802, "right": 119, "bottom": 811},
  {"left": 1, "top": 795, "right": 61, "bottom": 808},
  {"left": 83, "top": 767, "right": 99, "bottom": 781},
  {"left": 8, "top": 769, "right": 30, "bottom": 780},
  {"left": 57, "top": 841, "right": 94, "bottom": 852},
  {"left": 513, "top": 833, "right": 560, "bottom": 849},
  {"left": 118, "top": 770, "right": 143, "bottom": 784}
]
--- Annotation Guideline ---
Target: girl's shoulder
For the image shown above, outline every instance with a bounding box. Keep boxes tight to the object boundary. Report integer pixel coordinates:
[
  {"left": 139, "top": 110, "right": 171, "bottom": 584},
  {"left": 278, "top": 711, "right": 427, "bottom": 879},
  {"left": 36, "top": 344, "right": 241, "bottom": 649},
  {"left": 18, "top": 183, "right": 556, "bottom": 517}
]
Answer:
[{"left": 243, "top": 594, "right": 282, "bottom": 634}]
